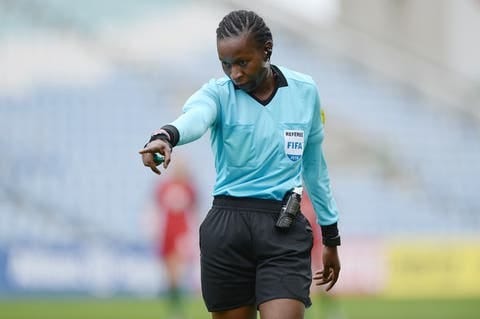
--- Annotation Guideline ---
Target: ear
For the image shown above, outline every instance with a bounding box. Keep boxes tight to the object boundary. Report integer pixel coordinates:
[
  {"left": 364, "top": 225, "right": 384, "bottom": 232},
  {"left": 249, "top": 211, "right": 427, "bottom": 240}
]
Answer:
[{"left": 264, "top": 41, "right": 273, "bottom": 61}]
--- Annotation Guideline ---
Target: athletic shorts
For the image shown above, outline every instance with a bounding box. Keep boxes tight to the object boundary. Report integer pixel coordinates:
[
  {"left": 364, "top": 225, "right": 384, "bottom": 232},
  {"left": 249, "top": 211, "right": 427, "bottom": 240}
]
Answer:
[{"left": 199, "top": 195, "right": 314, "bottom": 312}]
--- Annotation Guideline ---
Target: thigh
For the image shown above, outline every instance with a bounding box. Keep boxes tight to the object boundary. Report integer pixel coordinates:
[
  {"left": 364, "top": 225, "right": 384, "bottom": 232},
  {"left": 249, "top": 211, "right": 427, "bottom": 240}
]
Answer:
[
  {"left": 200, "top": 207, "right": 256, "bottom": 311},
  {"left": 259, "top": 299, "right": 305, "bottom": 319},
  {"left": 212, "top": 305, "right": 257, "bottom": 319}
]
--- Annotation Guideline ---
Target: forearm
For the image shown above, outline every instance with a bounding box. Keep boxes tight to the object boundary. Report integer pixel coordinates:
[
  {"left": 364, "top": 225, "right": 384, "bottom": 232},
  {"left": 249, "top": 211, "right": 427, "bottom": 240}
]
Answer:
[
  {"left": 303, "top": 139, "right": 340, "bottom": 246},
  {"left": 303, "top": 144, "right": 339, "bottom": 226},
  {"left": 170, "top": 106, "right": 215, "bottom": 145}
]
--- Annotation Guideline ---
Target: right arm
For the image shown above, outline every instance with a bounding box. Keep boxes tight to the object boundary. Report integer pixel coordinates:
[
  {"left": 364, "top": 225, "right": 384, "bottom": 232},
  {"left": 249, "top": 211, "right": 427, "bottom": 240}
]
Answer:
[
  {"left": 139, "top": 81, "right": 219, "bottom": 174},
  {"left": 171, "top": 84, "right": 219, "bottom": 145}
]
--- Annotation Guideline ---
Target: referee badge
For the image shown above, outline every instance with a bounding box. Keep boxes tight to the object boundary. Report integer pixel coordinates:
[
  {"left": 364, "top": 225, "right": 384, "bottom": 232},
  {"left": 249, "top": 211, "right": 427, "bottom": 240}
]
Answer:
[{"left": 284, "top": 130, "right": 304, "bottom": 161}]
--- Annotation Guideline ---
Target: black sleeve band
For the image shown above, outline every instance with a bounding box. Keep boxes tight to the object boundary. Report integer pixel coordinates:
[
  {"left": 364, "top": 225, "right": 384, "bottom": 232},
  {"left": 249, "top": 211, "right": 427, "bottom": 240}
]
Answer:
[
  {"left": 321, "top": 222, "right": 341, "bottom": 246},
  {"left": 148, "top": 133, "right": 172, "bottom": 149},
  {"left": 160, "top": 125, "right": 180, "bottom": 147},
  {"left": 323, "top": 234, "right": 341, "bottom": 247},
  {"left": 144, "top": 125, "right": 180, "bottom": 149}
]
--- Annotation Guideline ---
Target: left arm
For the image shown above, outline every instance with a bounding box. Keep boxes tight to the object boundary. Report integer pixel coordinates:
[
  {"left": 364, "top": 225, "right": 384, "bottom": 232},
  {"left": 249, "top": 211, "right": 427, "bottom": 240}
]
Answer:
[{"left": 302, "top": 89, "right": 341, "bottom": 291}]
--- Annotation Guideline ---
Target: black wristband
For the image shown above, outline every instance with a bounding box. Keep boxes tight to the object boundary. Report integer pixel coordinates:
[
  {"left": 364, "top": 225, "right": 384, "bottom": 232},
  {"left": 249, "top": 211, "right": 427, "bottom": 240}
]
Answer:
[
  {"left": 321, "top": 222, "right": 341, "bottom": 246},
  {"left": 160, "top": 125, "right": 179, "bottom": 147},
  {"left": 144, "top": 125, "right": 180, "bottom": 149},
  {"left": 322, "top": 234, "right": 341, "bottom": 247}
]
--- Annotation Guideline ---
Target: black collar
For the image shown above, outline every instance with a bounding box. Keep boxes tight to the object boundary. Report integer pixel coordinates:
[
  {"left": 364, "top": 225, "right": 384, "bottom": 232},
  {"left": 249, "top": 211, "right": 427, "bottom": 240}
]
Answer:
[
  {"left": 271, "top": 65, "right": 288, "bottom": 88},
  {"left": 234, "top": 65, "right": 288, "bottom": 106}
]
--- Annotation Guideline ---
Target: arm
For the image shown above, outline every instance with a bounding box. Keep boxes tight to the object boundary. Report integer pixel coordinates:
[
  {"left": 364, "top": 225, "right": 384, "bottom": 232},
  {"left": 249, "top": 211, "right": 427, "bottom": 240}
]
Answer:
[
  {"left": 171, "top": 86, "right": 219, "bottom": 145},
  {"left": 139, "top": 81, "right": 219, "bottom": 174},
  {"left": 304, "top": 141, "right": 341, "bottom": 291},
  {"left": 302, "top": 90, "right": 341, "bottom": 291}
]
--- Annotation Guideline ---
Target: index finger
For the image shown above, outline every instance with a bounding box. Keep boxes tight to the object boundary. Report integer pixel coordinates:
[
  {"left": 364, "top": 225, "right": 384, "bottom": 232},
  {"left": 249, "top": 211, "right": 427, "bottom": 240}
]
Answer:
[{"left": 139, "top": 146, "right": 152, "bottom": 155}]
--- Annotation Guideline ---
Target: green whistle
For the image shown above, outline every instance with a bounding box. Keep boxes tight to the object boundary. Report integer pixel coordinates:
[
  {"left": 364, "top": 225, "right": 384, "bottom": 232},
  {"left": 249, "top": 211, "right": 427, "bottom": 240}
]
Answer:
[{"left": 153, "top": 153, "right": 165, "bottom": 165}]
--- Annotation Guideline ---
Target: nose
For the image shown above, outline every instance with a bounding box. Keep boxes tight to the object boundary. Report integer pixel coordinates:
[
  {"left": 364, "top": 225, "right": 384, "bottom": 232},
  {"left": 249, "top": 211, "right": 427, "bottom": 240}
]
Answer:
[{"left": 230, "top": 65, "right": 243, "bottom": 82}]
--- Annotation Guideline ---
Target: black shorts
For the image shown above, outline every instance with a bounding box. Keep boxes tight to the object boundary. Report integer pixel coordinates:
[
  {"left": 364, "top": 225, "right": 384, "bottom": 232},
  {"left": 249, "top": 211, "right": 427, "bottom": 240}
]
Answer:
[{"left": 199, "top": 195, "right": 314, "bottom": 312}]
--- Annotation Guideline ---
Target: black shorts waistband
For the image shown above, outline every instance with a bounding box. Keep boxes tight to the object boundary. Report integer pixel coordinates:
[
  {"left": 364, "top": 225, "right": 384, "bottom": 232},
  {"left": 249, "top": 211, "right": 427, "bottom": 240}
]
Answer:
[{"left": 213, "top": 195, "right": 283, "bottom": 213}]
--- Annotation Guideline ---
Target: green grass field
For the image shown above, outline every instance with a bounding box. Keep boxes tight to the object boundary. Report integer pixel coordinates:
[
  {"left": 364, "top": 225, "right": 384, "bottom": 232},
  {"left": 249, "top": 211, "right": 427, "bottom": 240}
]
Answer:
[{"left": 0, "top": 295, "right": 478, "bottom": 319}]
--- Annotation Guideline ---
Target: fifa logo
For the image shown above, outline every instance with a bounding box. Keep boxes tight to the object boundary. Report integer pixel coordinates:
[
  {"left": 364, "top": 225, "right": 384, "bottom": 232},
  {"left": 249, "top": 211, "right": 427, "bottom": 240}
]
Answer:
[
  {"left": 284, "top": 130, "right": 304, "bottom": 161},
  {"left": 287, "top": 141, "right": 303, "bottom": 150}
]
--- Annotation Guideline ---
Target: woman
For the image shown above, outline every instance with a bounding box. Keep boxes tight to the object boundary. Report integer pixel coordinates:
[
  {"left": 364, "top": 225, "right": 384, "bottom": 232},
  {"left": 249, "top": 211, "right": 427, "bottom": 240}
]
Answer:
[{"left": 140, "top": 10, "right": 341, "bottom": 319}]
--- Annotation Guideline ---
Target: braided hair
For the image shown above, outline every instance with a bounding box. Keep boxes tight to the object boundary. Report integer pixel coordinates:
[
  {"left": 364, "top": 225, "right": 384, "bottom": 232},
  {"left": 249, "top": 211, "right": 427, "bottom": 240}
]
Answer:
[{"left": 216, "top": 10, "right": 273, "bottom": 53}]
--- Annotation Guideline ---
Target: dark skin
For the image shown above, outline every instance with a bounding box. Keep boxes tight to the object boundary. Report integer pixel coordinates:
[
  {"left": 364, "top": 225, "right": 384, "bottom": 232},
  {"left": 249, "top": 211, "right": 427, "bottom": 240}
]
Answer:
[
  {"left": 139, "top": 32, "right": 340, "bottom": 319},
  {"left": 217, "top": 32, "right": 275, "bottom": 100}
]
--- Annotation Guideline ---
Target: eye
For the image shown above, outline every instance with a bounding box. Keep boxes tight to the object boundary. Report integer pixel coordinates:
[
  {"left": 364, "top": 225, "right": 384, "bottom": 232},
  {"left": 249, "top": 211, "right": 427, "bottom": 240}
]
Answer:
[
  {"left": 238, "top": 60, "right": 248, "bottom": 67},
  {"left": 221, "top": 61, "right": 231, "bottom": 68}
]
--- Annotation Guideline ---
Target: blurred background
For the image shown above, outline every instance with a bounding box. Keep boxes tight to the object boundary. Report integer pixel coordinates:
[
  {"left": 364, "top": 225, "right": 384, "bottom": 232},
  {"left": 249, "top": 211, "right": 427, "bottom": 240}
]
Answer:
[{"left": 1, "top": 0, "right": 479, "bottom": 318}]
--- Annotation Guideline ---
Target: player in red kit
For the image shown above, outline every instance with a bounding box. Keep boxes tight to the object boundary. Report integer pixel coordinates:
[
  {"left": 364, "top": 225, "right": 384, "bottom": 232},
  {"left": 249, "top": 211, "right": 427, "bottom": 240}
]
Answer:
[{"left": 153, "top": 162, "right": 197, "bottom": 316}]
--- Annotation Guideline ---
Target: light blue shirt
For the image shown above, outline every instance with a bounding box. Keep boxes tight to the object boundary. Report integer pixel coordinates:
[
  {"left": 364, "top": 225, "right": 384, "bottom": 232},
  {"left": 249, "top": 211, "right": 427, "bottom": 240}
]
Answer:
[{"left": 170, "top": 66, "right": 339, "bottom": 226}]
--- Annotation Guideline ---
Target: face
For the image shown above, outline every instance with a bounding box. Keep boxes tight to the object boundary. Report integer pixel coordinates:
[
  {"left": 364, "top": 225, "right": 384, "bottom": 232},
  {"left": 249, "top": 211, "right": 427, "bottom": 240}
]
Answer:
[{"left": 217, "top": 33, "right": 270, "bottom": 93}]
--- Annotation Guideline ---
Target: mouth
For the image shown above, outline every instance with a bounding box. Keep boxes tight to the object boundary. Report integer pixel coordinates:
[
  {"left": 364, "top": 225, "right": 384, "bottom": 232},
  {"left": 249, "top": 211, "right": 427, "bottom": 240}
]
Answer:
[
  {"left": 234, "top": 81, "right": 247, "bottom": 87},
  {"left": 234, "top": 81, "right": 251, "bottom": 90}
]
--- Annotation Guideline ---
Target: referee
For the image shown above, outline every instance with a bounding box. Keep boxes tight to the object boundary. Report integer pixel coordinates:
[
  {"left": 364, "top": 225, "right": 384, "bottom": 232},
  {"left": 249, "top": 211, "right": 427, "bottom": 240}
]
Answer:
[{"left": 140, "top": 10, "right": 341, "bottom": 319}]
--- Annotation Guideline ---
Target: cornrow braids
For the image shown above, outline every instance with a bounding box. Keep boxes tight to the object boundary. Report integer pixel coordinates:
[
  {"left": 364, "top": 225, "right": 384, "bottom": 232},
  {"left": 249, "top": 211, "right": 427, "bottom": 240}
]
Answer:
[{"left": 216, "top": 10, "right": 273, "bottom": 48}]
